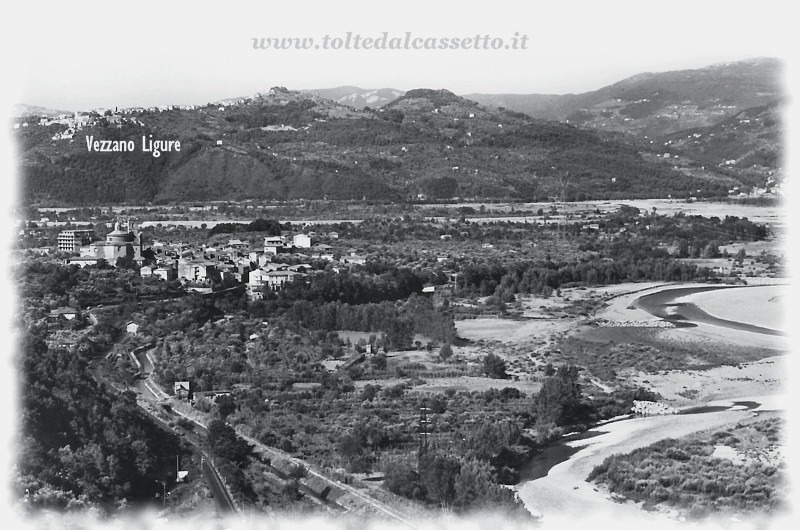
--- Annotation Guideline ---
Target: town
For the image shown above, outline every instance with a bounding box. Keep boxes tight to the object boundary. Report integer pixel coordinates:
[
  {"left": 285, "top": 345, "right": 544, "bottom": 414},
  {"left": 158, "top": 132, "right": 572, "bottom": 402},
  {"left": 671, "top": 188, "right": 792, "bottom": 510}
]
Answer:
[{"left": 52, "top": 219, "right": 366, "bottom": 294}]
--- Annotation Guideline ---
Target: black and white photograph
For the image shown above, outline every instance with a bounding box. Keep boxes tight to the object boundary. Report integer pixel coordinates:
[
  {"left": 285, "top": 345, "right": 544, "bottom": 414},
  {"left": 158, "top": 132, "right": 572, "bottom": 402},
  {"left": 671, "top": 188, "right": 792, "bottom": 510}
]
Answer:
[{"left": 2, "top": 1, "right": 796, "bottom": 529}]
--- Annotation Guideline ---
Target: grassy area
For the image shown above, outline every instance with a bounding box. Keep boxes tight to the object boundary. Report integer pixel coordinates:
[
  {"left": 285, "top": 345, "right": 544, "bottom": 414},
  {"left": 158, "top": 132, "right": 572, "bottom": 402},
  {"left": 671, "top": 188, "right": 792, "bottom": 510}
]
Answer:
[{"left": 559, "top": 325, "right": 778, "bottom": 381}]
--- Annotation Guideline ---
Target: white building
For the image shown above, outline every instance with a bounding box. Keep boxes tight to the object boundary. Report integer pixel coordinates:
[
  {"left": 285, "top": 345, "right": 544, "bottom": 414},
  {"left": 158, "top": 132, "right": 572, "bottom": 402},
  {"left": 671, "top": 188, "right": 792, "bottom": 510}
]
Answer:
[
  {"left": 293, "top": 234, "right": 312, "bottom": 248},
  {"left": 153, "top": 267, "right": 177, "bottom": 281}
]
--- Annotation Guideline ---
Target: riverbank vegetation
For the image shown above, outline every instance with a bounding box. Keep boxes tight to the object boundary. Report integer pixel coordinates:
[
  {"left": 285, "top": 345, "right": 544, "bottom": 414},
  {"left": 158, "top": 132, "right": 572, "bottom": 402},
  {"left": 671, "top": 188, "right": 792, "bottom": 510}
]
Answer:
[{"left": 587, "top": 417, "right": 787, "bottom": 520}]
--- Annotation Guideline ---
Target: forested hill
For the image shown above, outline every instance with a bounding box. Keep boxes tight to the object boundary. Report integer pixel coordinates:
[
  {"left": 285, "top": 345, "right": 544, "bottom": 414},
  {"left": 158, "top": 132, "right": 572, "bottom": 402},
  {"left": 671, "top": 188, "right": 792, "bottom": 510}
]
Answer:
[
  {"left": 660, "top": 102, "right": 782, "bottom": 170},
  {"left": 465, "top": 58, "right": 783, "bottom": 138},
  {"left": 18, "top": 86, "right": 756, "bottom": 206}
]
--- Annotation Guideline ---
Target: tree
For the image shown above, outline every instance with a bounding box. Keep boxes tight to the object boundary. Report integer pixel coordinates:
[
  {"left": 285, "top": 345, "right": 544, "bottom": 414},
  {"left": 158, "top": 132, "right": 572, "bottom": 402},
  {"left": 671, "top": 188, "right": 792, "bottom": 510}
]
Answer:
[
  {"left": 207, "top": 420, "right": 252, "bottom": 465},
  {"left": 735, "top": 248, "right": 747, "bottom": 266},
  {"left": 453, "top": 457, "right": 524, "bottom": 514},
  {"left": 419, "top": 451, "right": 461, "bottom": 507},
  {"left": 702, "top": 242, "right": 721, "bottom": 259},
  {"left": 361, "top": 384, "right": 380, "bottom": 402},
  {"left": 115, "top": 255, "right": 136, "bottom": 270},
  {"left": 381, "top": 455, "right": 424, "bottom": 500},
  {"left": 676, "top": 239, "right": 690, "bottom": 258},
  {"left": 534, "top": 365, "right": 591, "bottom": 427},
  {"left": 482, "top": 353, "right": 508, "bottom": 379},
  {"left": 370, "top": 353, "right": 387, "bottom": 371},
  {"left": 215, "top": 394, "right": 236, "bottom": 419},
  {"left": 438, "top": 343, "right": 453, "bottom": 361}
]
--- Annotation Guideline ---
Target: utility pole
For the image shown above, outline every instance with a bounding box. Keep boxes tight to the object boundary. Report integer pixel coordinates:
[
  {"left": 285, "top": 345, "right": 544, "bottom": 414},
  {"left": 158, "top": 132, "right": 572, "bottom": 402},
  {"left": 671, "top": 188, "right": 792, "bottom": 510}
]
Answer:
[
  {"left": 556, "top": 171, "right": 570, "bottom": 243},
  {"left": 417, "top": 398, "right": 431, "bottom": 466}
]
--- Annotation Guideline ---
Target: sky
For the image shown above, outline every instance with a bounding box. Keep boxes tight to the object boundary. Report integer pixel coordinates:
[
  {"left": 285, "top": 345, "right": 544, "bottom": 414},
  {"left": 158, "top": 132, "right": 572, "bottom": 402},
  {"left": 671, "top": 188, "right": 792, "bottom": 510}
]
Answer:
[{"left": 5, "top": 0, "right": 796, "bottom": 111}]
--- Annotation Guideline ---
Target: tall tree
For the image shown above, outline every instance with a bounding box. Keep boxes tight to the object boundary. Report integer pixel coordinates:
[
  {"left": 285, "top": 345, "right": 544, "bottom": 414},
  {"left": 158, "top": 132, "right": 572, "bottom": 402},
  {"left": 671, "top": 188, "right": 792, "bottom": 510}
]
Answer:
[{"left": 534, "top": 365, "right": 591, "bottom": 427}]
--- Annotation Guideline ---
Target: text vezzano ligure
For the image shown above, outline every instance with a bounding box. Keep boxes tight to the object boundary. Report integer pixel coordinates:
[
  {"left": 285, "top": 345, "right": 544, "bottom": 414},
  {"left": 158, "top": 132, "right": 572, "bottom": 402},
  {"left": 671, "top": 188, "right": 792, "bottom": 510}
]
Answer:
[
  {"left": 251, "top": 32, "right": 530, "bottom": 51},
  {"left": 85, "top": 135, "right": 180, "bottom": 158}
]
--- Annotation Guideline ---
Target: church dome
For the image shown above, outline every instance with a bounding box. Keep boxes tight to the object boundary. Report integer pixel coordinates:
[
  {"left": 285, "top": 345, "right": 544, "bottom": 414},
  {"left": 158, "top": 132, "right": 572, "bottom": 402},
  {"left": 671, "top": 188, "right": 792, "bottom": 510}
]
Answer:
[{"left": 106, "top": 223, "right": 134, "bottom": 243}]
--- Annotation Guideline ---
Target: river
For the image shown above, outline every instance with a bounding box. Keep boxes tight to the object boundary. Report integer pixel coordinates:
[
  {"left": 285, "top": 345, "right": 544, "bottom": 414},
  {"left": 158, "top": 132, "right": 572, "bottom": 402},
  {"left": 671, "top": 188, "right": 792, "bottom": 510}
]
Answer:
[
  {"left": 514, "top": 400, "right": 778, "bottom": 525},
  {"left": 634, "top": 285, "right": 784, "bottom": 336},
  {"left": 515, "top": 282, "right": 785, "bottom": 523}
]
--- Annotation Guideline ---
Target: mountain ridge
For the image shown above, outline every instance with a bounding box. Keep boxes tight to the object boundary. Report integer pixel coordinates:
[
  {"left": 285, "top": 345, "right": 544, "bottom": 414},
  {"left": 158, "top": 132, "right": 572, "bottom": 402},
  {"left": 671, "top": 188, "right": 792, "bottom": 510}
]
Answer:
[
  {"left": 15, "top": 58, "right": 783, "bottom": 206},
  {"left": 464, "top": 57, "right": 782, "bottom": 138}
]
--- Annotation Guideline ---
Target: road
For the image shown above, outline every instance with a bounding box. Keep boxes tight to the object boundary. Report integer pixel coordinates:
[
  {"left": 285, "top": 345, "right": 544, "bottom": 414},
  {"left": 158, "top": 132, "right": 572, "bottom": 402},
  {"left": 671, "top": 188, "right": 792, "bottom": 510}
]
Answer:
[
  {"left": 92, "top": 345, "right": 238, "bottom": 515},
  {"left": 201, "top": 455, "right": 237, "bottom": 513},
  {"left": 130, "top": 397, "right": 238, "bottom": 515}
]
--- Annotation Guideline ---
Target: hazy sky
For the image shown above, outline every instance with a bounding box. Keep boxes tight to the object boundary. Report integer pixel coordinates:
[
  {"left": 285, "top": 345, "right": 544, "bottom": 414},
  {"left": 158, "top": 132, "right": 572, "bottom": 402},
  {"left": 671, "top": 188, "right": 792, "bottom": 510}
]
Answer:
[{"left": 6, "top": 0, "right": 795, "bottom": 110}]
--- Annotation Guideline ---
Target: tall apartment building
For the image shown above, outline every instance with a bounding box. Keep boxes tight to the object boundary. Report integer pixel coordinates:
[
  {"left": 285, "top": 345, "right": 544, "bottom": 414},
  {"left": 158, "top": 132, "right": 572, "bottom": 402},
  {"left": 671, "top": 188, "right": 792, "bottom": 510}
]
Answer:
[{"left": 57, "top": 229, "right": 95, "bottom": 253}]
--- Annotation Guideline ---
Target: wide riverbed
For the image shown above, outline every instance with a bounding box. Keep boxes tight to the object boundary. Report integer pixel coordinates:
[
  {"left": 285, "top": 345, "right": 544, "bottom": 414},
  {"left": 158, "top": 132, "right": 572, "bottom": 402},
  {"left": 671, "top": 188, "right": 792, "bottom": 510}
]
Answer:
[{"left": 515, "top": 396, "right": 783, "bottom": 526}]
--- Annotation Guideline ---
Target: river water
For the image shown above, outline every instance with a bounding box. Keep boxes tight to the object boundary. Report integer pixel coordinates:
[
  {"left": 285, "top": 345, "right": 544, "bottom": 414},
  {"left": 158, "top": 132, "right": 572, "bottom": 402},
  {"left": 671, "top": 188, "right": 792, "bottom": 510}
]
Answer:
[
  {"left": 517, "top": 400, "right": 761, "bottom": 484},
  {"left": 634, "top": 285, "right": 784, "bottom": 336}
]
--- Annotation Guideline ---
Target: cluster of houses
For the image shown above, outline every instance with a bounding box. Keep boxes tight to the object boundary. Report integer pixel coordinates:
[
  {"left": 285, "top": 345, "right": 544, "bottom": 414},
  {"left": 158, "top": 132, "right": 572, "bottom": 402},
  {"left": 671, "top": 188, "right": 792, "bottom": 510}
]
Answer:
[
  {"left": 56, "top": 221, "right": 367, "bottom": 298},
  {"left": 137, "top": 231, "right": 368, "bottom": 299},
  {"left": 15, "top": 104, "right": 200, "bottom": 142}
]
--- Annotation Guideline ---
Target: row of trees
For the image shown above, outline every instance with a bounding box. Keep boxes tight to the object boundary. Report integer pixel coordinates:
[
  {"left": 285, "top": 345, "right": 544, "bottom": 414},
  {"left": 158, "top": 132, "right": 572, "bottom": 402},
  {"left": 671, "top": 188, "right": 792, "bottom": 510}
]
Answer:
[
  {"left": 459, "top": 256, "right": 714, "bottom": 299},
  {"left": 208, "top": 218, "right": 283, "bottom": 236}
]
